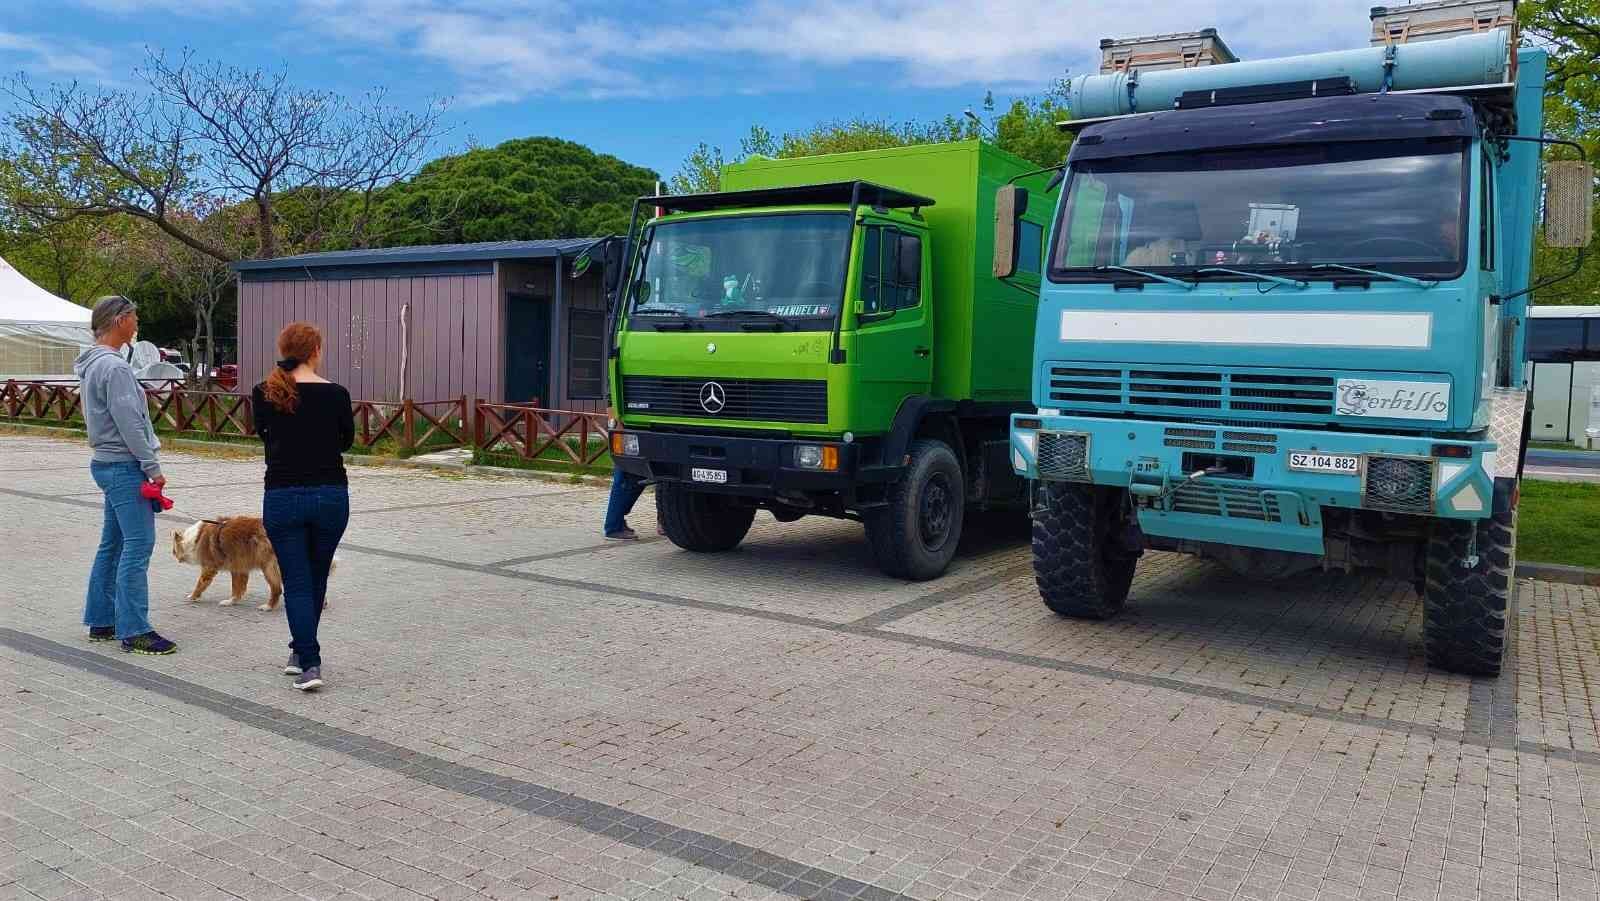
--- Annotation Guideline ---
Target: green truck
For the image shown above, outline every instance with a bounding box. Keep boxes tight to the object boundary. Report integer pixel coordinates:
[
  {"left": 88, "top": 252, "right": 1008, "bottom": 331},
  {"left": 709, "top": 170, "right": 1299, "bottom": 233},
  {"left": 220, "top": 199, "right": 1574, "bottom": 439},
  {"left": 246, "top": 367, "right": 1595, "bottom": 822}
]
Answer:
[{"left": 608, "top": 141, "right": 1059, "bottom": 578}]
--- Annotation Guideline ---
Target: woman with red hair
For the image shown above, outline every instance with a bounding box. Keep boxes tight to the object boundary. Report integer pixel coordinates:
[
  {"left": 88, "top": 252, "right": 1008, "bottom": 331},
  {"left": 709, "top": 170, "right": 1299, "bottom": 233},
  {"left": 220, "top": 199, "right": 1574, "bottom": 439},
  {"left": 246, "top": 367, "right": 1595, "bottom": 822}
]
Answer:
[{"left": 251, "top": 322, "right": 354, "bottom": 691}]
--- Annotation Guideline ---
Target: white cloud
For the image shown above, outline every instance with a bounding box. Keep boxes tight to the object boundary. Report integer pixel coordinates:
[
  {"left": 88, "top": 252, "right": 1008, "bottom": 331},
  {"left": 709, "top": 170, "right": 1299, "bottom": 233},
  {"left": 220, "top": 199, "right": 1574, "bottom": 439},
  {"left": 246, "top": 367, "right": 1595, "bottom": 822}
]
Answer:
[
  {"left": 0, "top": 31, "right": 117, "bottom": 80},
  {"left": 295, "top": 0, "right": 1383, "bottom": 103}
]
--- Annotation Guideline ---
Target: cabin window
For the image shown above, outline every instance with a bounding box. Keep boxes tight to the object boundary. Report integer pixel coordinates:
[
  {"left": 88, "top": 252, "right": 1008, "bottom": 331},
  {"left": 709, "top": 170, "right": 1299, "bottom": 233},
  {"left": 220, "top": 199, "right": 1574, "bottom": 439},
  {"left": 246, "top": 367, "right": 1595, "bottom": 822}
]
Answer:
[{"left": 568, "top": 308, "right": 606, "bottom": 399}]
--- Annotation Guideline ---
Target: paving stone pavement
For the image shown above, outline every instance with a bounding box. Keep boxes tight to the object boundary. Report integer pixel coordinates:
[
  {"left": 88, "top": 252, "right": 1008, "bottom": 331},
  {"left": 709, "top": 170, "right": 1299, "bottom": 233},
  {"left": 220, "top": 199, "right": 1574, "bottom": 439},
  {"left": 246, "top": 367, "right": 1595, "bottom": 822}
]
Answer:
[{"left": 3, "top": 433, "right": 1599, "bottom": 901}]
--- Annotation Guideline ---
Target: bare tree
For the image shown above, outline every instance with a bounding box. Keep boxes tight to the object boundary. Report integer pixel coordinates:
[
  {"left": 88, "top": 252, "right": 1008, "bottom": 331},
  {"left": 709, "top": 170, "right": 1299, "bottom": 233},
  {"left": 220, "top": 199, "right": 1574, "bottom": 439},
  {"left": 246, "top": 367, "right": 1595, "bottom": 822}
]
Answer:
[
  {"left": 141, "top": 199, "right": 248, "bottom": 386},
  {"left": 3, "top": 48, "right": 449, "bottom": 262}
]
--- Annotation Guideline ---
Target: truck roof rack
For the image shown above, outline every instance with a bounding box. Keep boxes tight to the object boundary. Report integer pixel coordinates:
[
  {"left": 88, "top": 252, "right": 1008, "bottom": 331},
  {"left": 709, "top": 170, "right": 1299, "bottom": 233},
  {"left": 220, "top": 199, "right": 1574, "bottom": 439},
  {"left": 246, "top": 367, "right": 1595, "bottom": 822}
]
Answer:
[
  {"left": 1057, "top": 81, "right": 1518, "bottom": 134},
  {"left": 642, "top": 181, "right": 937, "bottom": 214}
]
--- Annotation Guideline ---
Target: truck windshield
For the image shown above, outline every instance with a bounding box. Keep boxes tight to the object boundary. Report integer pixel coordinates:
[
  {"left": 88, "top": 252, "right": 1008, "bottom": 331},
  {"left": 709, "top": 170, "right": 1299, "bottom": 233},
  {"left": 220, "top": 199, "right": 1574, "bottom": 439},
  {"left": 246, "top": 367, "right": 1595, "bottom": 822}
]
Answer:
[
  {"left": 628, "top": 213, "right": 850, "bottom": 328},
  {"left": 1050, "top": 138, "right": 1467, "bottom": 281}
]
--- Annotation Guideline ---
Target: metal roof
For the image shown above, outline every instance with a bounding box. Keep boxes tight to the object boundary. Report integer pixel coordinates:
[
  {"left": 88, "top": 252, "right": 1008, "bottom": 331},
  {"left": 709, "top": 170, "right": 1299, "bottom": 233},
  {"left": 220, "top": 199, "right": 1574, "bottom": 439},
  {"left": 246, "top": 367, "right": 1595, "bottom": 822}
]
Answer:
[
  {"left": 645, "top": 181, "right": 936, "bottom": 215},
  {"left": 231, "top": 238, "right": 601, "bottom": 272}
]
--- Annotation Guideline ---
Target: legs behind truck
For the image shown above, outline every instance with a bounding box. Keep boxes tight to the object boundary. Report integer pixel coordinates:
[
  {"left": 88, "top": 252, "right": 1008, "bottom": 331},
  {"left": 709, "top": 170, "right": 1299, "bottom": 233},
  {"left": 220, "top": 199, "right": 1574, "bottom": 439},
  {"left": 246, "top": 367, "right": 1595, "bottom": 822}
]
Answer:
[
  {"left": 1029, "top": 479, "right": 1516, "bottom": 677},
  {"left": 654, "top": 415, "right": 1023, "bottom": 581}
]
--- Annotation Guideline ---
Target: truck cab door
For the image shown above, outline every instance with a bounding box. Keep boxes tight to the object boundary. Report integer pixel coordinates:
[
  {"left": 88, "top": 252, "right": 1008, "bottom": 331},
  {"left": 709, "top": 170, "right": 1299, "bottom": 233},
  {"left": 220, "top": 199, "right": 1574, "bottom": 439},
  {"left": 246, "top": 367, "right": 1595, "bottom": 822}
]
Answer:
[{"left": 851, "top": 222, "right": 934, "bottom": 427}]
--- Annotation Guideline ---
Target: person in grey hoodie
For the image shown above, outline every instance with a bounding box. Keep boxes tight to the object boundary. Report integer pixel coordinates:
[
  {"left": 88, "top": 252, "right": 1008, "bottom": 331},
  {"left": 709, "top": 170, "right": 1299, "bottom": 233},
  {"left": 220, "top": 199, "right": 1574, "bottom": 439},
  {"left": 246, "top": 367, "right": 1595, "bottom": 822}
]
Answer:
[{"left": 75, "top": 296, "right": 176, "bottom": 655}]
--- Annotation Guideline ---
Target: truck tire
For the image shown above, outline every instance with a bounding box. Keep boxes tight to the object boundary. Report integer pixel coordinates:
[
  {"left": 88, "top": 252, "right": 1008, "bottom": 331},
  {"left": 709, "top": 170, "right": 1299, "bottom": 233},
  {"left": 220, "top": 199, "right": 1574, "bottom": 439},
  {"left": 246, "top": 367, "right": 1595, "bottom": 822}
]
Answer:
[
  {"left": 1032, "top": 482, "right": 1138, "bottom": 619},
  {"left": 1422, "top": 500, "right": 1515, "bottom": 677},
  {"left": 864, "top": 439, "right": 965, "bottom": 581},
  {"left": 656, "top": 483, "right": 756, "bottom": 553}
]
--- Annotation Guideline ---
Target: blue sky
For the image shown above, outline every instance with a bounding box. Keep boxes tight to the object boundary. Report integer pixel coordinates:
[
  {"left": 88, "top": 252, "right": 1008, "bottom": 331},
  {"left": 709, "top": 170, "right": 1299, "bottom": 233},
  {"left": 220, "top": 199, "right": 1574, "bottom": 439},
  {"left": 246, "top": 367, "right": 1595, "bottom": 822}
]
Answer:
[{"left": 4, "top": 0, "right": 1382, "bottom": 181}]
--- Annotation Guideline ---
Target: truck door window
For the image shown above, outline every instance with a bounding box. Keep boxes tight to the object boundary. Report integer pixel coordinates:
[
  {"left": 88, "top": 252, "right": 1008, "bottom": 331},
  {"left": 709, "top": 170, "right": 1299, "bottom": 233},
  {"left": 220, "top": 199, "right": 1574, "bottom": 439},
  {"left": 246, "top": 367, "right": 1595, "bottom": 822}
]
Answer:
[
  {"left": 861, "top": 226, "right": 922, "bottom": 313},
  {"left": 1479, "top": 149, "right": 1495, "bottom": 271},
  {"left": 861, "top": 226, "right": 882, "bottom": 312},
  {"left": 892, "top": 232, "right": 922, "bottom": 309}
]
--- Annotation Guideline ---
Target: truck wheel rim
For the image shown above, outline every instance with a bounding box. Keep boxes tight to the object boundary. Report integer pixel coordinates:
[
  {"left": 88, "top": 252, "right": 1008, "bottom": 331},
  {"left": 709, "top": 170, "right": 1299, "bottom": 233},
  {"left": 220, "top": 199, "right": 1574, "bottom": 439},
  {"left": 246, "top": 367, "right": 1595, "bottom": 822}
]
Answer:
[{"left": 920, "top": 475, "right": 953, "bottom": 549}]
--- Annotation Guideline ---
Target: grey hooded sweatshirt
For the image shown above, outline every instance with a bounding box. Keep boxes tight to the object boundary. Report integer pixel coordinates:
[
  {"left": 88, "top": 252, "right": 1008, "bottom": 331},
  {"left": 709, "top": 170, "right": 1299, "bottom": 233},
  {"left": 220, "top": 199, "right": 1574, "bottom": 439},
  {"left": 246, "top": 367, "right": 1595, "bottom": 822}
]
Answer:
[{"left": 73, "top": 345, "right": 163, "bottom": 479}]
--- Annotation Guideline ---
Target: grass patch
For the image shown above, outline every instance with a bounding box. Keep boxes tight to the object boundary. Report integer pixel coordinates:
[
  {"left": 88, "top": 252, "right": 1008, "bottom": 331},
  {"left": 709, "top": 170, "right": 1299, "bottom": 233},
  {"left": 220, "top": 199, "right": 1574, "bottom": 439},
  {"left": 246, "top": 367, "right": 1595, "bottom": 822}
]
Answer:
[
  {"left": 471, "top": 445, "right": 611, "bottom": 479},
  {"left": 1528, "top": 440, "right": 1599, "bottom": 454},
  {"left": 1518, "top": 480, "right": 1600, "bottom": 569}
]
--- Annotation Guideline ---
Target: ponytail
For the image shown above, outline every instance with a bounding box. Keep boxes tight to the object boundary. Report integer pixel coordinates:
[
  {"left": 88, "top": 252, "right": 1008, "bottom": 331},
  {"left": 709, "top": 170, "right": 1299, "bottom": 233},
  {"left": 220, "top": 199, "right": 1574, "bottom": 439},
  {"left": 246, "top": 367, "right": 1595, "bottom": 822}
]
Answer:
[{"left": 263, "top": 321, "right": 323, "bottom": 413}]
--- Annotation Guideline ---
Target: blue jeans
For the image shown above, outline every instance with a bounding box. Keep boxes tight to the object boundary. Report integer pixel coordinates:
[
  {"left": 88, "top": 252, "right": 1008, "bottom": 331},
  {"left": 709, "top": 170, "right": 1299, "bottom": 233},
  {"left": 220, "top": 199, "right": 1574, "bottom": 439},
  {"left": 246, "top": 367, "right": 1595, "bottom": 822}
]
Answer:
[
  {"left": 263, "top": 486, "right": 349, "bottom": 672},
  {"left": 603, "top": 466, "right": 645, "bottom": 535},
  {"left": 85, "top": 460, "right": 156, "bottom": 639}
]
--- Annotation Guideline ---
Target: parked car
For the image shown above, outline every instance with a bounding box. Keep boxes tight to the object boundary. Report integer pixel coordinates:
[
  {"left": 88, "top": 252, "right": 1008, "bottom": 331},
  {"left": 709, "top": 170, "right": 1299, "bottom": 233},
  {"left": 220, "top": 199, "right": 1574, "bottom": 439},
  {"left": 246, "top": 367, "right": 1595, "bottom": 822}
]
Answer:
[{"left": 209, "top": 364, "right": 239, "bottom": 391}]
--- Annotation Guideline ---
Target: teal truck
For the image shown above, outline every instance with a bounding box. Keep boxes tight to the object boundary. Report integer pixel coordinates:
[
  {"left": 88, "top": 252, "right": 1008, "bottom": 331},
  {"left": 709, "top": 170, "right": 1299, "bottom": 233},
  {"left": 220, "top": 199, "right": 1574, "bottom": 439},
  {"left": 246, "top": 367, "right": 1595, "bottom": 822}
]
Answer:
[
  {"left": 1002, "top": 26, "right": 1593, "bottom": 675},
  {"left": 608, "top": 142, "right": 1058, "bottom": 579}
]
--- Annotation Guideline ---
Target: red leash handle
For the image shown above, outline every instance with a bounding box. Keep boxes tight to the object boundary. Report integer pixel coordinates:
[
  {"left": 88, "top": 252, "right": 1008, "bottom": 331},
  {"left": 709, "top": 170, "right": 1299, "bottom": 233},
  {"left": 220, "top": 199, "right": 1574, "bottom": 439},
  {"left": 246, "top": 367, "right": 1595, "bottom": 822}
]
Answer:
[{"left": 139, "top": 480, "right": 175, "bottom": 511}]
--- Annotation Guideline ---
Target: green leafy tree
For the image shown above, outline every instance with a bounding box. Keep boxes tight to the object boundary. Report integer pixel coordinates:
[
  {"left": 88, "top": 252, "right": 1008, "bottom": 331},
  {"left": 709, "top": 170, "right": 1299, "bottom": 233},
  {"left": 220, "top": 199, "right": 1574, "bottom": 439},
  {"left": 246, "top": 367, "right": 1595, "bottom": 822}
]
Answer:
[
  {"left": 1521, "top": 0, "right": 1599, "bottom": 303},
  {"left": 354, "top": 137, "right": 658, "bottom": 246},
  {"left": 670, "top": 87, "right": 1072, "bottom": 194}
]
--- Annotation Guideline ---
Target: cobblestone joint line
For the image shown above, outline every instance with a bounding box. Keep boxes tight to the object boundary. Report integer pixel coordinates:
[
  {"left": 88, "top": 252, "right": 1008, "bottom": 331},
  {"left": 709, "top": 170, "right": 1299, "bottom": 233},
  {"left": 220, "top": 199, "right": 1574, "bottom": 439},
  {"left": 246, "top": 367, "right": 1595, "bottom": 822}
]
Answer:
[
  {"left": 0, "top": 627, "right": 913, "bottom": 901},
  {"left": 847, "top": 563, "right": 1035, "bottom": 629}
]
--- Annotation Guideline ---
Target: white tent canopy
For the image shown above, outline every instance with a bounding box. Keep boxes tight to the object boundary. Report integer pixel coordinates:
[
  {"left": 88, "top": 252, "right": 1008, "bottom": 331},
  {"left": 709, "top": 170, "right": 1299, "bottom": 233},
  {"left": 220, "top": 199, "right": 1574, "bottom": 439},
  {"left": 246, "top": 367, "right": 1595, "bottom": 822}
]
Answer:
[{"left": 1, "top": 256, "right": 95, "bottom": 379}]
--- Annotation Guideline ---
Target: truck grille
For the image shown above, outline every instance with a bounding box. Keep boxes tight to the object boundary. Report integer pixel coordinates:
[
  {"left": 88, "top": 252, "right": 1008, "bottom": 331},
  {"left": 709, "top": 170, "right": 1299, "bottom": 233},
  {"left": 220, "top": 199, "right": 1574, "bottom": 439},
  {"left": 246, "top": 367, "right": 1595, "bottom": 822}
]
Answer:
[
  {"left": 1037, "top": 431, "right": 1090, "bottom": 481},
  {"left": 1048, "top": 365, "right": 1337, "bottom": 419},
  {"left": 621, "top": 376, "right": 827, "bottom": 424},
  {"left": 1160, "top": 427, "right": 1280, "bottom": 455},
  {"left": 1170, "top": 483, "right": 1283, "bottom": 522}
]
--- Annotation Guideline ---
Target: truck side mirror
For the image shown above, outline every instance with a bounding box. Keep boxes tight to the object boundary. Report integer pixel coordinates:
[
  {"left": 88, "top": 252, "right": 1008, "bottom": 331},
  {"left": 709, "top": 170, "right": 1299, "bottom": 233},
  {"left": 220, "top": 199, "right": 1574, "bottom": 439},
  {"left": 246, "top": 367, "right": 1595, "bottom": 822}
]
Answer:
[
  {"left": 1544, "top": 160, "right": 1594, "bottom": 248},
  {"left": 993, "top": 185, "right": 1030, "bottom": 277}
]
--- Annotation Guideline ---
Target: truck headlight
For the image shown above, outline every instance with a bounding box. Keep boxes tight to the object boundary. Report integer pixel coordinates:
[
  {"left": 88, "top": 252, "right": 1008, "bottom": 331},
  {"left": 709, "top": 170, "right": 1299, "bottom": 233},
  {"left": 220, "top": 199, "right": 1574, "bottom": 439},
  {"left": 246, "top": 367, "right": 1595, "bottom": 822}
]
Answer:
[
  {"left": 611, "top": 432, "right": 640, "bottom": 456},
  {"left": 795, "top": 444, "right": 839, "bottom": 471}
]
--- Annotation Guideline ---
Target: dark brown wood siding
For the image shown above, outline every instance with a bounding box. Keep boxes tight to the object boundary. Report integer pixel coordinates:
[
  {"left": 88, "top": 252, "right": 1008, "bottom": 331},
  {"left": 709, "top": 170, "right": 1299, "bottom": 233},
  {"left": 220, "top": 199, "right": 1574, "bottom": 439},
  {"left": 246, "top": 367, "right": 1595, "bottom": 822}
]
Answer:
[{"left": 238, "top": 271, "right": 499, "bottom": 404}]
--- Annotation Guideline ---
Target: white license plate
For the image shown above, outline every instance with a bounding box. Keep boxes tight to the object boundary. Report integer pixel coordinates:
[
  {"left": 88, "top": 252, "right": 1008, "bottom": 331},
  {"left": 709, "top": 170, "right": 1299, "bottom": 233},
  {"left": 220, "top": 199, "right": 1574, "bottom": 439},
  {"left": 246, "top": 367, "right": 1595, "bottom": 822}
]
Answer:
[
  {"left": 690, "top": 467, "right": 728, "bottom": 484},
  {"left": 1288, "top": 452, "right": 1361, "bottom": 474}
]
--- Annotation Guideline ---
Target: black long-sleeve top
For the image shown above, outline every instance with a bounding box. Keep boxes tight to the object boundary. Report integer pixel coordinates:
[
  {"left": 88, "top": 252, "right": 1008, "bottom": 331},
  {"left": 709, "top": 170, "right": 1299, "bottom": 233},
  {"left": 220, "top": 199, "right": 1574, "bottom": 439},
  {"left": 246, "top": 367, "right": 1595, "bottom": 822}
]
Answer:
[{"left": 251, "top": 381, "right": 356, "bottom": 489}]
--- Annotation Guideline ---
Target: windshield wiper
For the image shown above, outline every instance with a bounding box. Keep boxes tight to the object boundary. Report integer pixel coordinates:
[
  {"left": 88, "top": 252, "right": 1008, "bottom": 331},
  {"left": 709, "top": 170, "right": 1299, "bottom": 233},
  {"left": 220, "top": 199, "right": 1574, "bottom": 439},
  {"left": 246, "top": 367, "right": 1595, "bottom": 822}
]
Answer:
[
  {"left": 703, "top": 309, "right": 792, "bottom": 331},
  {"left": 1198, "top": 267, "right": 1309, "bottom": 290},
  {"left": 1092, "top": 265, "right": 1196, "bottom": 290},
  {"left": 1310, "top": 263, "right": 1439, "bottom": 289},
  {"left": 703, "top": 308, "right": 783, "bottom": 319}
]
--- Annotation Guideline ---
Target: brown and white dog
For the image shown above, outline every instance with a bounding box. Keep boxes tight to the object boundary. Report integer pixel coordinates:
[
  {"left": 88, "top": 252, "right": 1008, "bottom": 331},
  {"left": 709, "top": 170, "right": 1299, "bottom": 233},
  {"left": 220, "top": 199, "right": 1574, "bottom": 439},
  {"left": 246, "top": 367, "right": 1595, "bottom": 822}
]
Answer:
[{"left": 171, "top": 518, "right": 337, "bottom": 611}]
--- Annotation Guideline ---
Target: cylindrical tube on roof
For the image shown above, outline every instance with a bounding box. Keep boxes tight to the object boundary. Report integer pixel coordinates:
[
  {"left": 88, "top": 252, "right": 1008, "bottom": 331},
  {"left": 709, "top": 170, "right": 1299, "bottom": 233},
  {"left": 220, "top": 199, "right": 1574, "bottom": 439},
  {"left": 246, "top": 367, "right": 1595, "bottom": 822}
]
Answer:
[{"left": 1068, "top": 28, "right": 1510, "bottom": 119}]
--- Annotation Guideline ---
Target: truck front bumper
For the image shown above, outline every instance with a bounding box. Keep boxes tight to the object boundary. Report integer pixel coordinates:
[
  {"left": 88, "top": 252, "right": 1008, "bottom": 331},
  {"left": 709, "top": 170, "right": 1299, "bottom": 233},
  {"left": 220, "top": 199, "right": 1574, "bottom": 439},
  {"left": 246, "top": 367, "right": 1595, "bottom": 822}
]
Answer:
[
  {"left": 613, "top": 429, "right": 898, "bottom": 503},
  {"left": 1010, "top": 414, "right": 1502, "bottom": 555}
]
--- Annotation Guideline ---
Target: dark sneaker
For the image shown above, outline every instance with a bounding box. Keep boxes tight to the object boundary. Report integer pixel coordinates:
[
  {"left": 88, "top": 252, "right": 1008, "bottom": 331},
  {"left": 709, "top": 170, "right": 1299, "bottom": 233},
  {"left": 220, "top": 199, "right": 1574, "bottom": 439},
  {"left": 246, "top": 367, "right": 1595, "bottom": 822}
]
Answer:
[
  {"left": 88, "top": 627, "right": 116, "bottom": 642},
  {"left": 293, "top": 666, "right": 323, "bottom": 691},
  {"left": 605, "top": 528, "right": 639, "bottom": 541},
  {"left": 121, "top": 631, "right": 176, "bottom": 655},
  {"left": 284, "top": 653, "right": 302, "bottom": 676}
]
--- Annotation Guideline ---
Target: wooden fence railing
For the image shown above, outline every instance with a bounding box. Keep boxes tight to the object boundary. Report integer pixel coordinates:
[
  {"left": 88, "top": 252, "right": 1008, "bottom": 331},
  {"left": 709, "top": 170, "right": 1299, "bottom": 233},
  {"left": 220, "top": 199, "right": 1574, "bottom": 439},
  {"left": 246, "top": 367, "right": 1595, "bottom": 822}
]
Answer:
[
  {"left": 474, "top": 402, "right": 612, "bottom": 468},
  {"left": 5, "top": 380, "right": 623, "bottom": 471},
  {"left": 354, "top": 398, "right": 470, "bottom": 453},
  {"left": 2, "top": 379, "right": 470, "bottom": 457}
]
